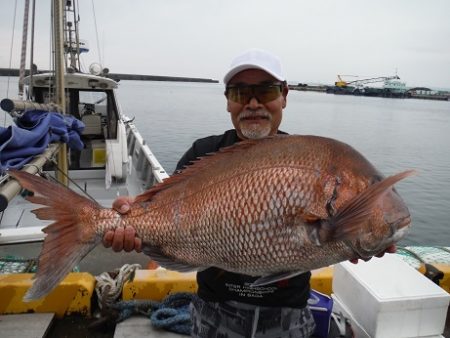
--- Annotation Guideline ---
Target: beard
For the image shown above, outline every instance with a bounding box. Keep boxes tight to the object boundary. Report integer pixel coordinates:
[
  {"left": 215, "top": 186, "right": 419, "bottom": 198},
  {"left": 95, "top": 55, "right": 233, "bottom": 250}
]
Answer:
[
  {"left": 238, "top": 110, "right": 272, "bottom": 139},
  {"left": 240, "top": 123, "right": 271, "bottom": 139}
]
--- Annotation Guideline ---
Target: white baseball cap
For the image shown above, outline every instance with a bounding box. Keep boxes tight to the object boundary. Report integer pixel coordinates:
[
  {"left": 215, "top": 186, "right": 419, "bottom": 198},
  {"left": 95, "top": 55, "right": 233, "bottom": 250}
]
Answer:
[{"left": 223, "top": 49, "right": 285, "bottom": 84}]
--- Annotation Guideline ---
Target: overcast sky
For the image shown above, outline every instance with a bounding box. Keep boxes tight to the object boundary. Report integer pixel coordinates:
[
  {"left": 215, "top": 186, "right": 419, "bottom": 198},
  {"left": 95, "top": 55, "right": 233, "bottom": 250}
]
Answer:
[{"left": 1, "top": 0, "right": 449, "bottom": 88}]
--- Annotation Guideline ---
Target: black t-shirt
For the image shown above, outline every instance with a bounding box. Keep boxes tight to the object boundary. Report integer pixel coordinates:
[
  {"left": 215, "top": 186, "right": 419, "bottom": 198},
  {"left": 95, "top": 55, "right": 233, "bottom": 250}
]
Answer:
[{"left": 175, "top": 129, "right": 311, "bottom": 308}]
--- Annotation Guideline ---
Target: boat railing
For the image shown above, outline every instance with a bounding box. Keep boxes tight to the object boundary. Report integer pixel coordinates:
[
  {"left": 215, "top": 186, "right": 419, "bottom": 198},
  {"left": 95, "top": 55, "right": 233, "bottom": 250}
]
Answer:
[{"left": 124, "top": 119, "right": 169, "bottom": 189}]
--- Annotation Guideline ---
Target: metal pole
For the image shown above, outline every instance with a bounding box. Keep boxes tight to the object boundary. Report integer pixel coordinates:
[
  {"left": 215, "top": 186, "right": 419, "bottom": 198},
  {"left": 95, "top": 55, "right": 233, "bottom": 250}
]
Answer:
[
  {"left": 0, "top": 98, "right": 63, "bottom": 114},
  {"left": 73, "top": 0, "right": 81, "bottom": 71},
  {"left": 18, "top": 0, "right": 30, "bottom": 98},
  {"left": 28, "top": 0, "right": 36, "bottom": 99},
  {"left": 0, "top": 144, "right": 61, "bottom": 212},
  {"left": 53, "top": 0, "right": 68, "bottom": 186}
]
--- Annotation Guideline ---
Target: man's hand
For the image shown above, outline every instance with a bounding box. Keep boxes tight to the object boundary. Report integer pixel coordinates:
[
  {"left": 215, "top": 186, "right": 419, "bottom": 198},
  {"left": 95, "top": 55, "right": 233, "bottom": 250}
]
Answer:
[
  {"left": 102, "top": 196, "right": 142, "bottom": 253},
  {"left": 350, "top": 244, "right": 397, "bottom": 264}
]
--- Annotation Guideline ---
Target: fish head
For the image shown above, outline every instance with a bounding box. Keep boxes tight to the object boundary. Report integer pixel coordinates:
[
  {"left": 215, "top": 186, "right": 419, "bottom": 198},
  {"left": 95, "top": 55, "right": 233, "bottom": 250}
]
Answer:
[
  {"left": 379, "top": 185, "right": 412, "bottom": 239},
  {"left": 351, "top": 175, "right": 412, "bottom": 258}
]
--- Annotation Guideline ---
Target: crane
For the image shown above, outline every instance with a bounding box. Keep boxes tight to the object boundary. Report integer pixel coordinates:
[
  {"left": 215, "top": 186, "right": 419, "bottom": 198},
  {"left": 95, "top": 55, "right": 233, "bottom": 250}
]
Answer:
[
  {"left": 335, "top": 75, "right": 400, "bottom": 88},
  {"left": 335, "top": 75, "right": 358, "bottom": 87}
]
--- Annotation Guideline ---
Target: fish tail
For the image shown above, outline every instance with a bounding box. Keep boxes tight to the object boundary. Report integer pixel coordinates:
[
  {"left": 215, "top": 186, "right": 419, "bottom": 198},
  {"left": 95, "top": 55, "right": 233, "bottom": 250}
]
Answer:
[
  {"left": 325, "top": 170, "right": 416, "bottom": 241},
  {"left": 8, "top": 170, "right": 104, "bottom": 301}
]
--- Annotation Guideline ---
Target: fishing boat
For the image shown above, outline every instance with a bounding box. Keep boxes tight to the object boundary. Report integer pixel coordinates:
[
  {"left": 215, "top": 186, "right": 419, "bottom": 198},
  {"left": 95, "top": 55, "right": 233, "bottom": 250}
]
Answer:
[
  {"left": 383, "top": 79, "right": 408, "bottom": 93},
  {"left": 0, "top": 0, "right": 169, "bottom": 333},
  {"left": 0, "top": 0, "right": 168, "bottom": 244}
]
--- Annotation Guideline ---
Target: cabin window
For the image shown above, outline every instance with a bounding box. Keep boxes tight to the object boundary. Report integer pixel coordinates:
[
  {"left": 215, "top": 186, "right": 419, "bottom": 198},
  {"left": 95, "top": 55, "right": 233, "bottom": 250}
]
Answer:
[
  {"left": 32, "top": 86, "right": 120, "bottom": 170},
  {"left": 32, "top": 87, "right": 119, "bottom": 140},
  {"left": 78, "top": 90, "right": 118, "bottom": 139}
]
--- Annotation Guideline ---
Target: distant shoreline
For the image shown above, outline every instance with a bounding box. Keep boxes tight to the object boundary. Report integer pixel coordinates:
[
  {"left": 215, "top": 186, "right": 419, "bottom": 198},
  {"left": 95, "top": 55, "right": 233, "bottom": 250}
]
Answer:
[{"left": 0, "top": 68, "right": 219, "bottom": 83}]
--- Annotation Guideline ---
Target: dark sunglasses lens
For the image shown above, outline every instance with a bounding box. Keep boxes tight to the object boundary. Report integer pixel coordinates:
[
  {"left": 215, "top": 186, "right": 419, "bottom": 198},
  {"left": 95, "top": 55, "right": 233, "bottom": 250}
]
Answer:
[
  {"left": 227, "top": 87, "right": 252, "bottom": 104},
  {"left": 256, "top": 85, "right": 281, "bottom": 103},
  {"left": 227, "top": 85, "right": 281, "bottom": 104}
]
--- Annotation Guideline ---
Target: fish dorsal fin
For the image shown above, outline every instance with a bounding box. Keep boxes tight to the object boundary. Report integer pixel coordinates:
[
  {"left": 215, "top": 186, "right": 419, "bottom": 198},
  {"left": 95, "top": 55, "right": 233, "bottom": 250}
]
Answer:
[
  {"left": 134, "top": 138, "right": 262, "bottom": 203},
  {"left": 135, "top": 173, "right": 191, "bottom": 203}
]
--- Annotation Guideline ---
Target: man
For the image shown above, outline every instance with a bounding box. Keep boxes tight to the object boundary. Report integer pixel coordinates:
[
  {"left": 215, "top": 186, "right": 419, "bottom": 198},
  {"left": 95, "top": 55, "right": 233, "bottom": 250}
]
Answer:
[{"left": 103, "top": 49, "right": 395, "bottom": 337}]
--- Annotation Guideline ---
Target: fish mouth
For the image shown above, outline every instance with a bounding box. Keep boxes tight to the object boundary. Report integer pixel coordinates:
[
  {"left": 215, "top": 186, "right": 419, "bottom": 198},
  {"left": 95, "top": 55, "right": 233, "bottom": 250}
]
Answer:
[
  {"left": 394, "top": 216, "right": 411, "bottom": 229},
  {"left": 351, "top": 215, "right": 412, "bottom": 259},
  {"left": 391, "top": 215, "right": 411, "bottom": 230},
  {"left": 389, "top": 215, "right": 411, "bottom": 242}
]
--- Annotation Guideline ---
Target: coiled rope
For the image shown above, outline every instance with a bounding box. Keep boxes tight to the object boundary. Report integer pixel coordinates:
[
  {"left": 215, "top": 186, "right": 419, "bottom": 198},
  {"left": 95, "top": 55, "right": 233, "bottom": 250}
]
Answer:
[
  {"left": 110, "top": 293, "right": 194, "bottom": 335},
  {"left": 95, "top": 263, "right": 141, "bottom": 309},
  {"left": 94, "top": 263, "right": 193, "bottom": 335}
]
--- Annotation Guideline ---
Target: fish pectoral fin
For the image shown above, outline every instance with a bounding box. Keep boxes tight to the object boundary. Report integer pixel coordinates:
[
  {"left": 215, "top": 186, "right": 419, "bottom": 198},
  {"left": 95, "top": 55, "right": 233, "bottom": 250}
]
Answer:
[
  {"left": 142, "top": 246, "right": 201, "bottom": 273},
  {"left": 251, "top": 271, "right": 305, "bottom": 287}
]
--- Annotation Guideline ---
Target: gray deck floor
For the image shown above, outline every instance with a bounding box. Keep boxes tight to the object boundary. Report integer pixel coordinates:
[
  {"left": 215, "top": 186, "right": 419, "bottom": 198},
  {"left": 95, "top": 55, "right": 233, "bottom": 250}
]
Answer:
[
  {"left": 0, "top": 313, "right": 55, "bottom": 338},
  {"left": 0, "top": 314, "right": 184, "bottom": 338},
  {"left": 114, "top": 316, "right": 184, "bottom": 338}
]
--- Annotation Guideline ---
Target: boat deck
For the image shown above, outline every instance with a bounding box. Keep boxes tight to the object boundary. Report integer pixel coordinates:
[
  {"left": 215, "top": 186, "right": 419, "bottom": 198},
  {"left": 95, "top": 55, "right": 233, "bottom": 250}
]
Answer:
[
  {"left": 1, "top": 310, "right": 448, "bottom": 338},
  {"left": 0, "top": 169, "right": 128, "bottom": 244},
  {"left": 0, "top": 314, "right": 183, "bottom": 338}
]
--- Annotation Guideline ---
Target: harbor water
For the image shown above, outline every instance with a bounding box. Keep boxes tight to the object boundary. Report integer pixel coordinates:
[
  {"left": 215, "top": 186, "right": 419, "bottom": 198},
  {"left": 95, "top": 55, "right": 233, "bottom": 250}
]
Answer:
[{"left": 1, "top": 77, "right": 450, "bottom": 250}]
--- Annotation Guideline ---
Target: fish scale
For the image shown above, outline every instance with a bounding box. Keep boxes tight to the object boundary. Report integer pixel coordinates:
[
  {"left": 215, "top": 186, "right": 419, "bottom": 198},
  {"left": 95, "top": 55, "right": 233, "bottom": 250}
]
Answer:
[
  {"left": 148, "top": 169, "right": 298, "bottom": 266},
  {"left": 9, "top": 134, "right": 414, "bottom": 299}
]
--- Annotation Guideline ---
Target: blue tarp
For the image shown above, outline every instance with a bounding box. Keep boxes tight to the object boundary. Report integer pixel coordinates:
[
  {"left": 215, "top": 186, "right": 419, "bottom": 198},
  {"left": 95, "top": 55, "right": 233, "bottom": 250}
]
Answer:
[{"left": 0, "top": 110, "right": 85, "bottom": 172}]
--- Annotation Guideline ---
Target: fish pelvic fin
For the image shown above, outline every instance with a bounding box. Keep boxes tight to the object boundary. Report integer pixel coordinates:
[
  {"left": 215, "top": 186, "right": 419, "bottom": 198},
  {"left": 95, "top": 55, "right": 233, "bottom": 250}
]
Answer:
[
  {"left": 8, "top": 170, "right": 102, "bottom": 301},
  {"left": 251, "top": 271, "right": 307, "bottom": 287},
  {"left": 323, "top": 170, "right": 416, "bottom": 242},
  {"left": 142, "top": 246, "right": 202, "bottom": 273}
]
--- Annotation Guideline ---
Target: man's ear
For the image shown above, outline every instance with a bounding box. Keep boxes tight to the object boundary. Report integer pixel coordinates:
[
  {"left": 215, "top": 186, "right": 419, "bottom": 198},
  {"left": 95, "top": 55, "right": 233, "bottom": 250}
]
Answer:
[
  {"left": 282, "top": 85, "right": 288, "bottom": 108},
  {"left": 225, "top": 92, "right": 232, "bottom": 112},
  {"left": 226, "top": 100, "right": 232, "bottom": 112}
]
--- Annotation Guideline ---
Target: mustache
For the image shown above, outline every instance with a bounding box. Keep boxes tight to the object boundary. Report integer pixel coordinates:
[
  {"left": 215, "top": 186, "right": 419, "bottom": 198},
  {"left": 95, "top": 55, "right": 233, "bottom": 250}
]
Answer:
[{"left": 238, "top": 110, "right": 272, "bottom": 122}]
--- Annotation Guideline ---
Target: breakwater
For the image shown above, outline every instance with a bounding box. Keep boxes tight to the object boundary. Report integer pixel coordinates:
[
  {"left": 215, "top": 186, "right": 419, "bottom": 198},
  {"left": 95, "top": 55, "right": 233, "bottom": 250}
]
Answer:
[{"left": 0, "top": 68, "right": 218, "bottom": 83}]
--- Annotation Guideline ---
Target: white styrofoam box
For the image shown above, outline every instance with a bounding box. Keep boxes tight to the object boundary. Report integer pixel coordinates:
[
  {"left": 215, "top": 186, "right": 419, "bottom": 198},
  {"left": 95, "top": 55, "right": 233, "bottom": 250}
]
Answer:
[
  {"left": 333, "top": 254, "right": 450, "bottom": 338},
  {"left": 332, "top": 294, "right": 371, "bottom": 338},
  {"left": 332, "top": 294, "right": 446, "bottom": 338}
]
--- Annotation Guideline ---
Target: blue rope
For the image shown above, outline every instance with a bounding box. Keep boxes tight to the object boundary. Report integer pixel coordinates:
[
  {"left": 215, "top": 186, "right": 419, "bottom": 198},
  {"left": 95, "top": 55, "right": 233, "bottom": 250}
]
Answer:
[
  {"left": 151, "top": 307, "right": 191, "bottom": 335},
  {"left": 151, "top": 293, "right": 194, "bottom": 335},
  {"left": 111, "top": 293, "right": 195, "bottom": 335}
]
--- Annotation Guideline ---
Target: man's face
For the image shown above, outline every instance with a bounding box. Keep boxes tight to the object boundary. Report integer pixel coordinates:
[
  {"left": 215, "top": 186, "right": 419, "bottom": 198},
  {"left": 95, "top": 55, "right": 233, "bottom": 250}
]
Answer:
[{"left": 226, "top": 69, "right": 288, "bottom": 140}]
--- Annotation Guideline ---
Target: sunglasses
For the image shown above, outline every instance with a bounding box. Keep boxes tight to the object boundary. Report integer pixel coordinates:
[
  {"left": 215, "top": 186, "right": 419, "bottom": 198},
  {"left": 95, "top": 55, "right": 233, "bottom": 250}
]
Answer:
[{"left": 225, "top": 83, "right": 284, "bottom": 104}]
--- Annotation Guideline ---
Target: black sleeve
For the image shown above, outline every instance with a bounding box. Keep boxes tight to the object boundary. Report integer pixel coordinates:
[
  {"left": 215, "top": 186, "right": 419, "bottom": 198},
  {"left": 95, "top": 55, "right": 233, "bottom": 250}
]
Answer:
[
  {"left": 175, "top": 146, "right": 198, "bottom": 172},
  {"left": 174, "top": 130, "right": 287, "bottom": 174},
  {"left": 174, "top": 137, "right": 217, "bottom": 173},
  {"left": 174, "top": 131, "right": 237, "bottom": 173}
]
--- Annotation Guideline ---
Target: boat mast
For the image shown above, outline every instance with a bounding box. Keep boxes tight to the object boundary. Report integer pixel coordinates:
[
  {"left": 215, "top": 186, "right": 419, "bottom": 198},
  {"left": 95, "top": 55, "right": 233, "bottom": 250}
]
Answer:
[
  {"left": 28, "top": 0, "right": 36, "bottom": 100},
  {"left": 18, "top": 0, "right": 30, "bottom": 99},
  {"left": 64, "top": 0, "right": 82, "bottom": 71},
  {"left": 53, "top": 0, "right": 68, "bottom": 185}
]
